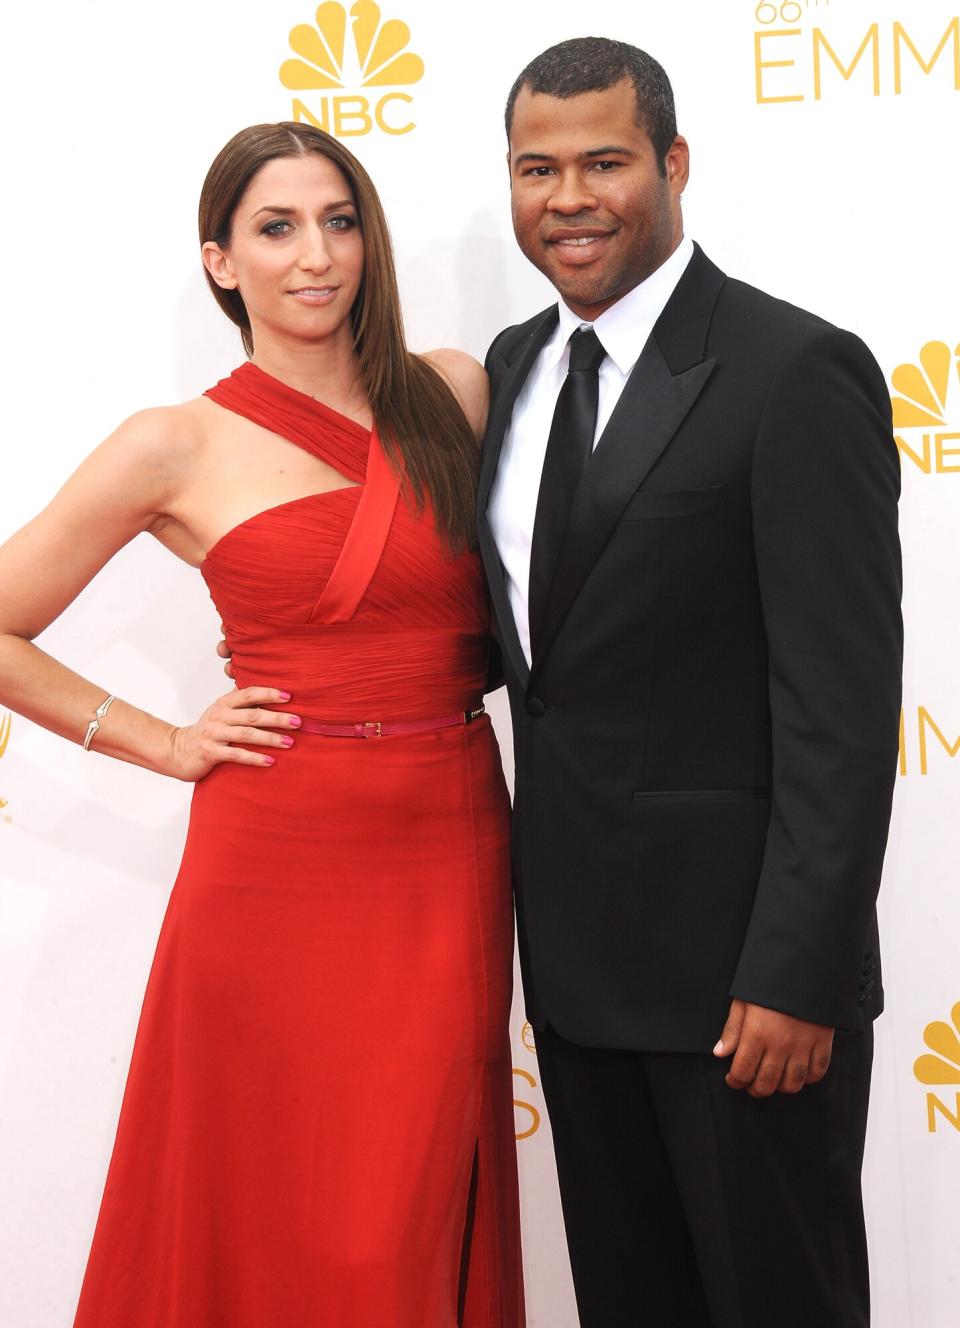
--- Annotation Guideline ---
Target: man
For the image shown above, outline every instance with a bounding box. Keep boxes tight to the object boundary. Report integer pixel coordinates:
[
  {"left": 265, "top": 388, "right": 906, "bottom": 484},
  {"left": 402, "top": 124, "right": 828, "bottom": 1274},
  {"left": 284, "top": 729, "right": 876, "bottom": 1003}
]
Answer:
[{"left": 479, "top": 36, "right": 902, "bottom": 1328}]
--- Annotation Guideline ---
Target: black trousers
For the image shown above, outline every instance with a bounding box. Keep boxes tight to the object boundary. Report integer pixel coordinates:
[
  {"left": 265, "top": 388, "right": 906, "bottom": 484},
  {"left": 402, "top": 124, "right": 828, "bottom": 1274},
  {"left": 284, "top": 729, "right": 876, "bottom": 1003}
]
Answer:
[{"left": 534, "top": 1022, "right": 873, "bottom": 1328}]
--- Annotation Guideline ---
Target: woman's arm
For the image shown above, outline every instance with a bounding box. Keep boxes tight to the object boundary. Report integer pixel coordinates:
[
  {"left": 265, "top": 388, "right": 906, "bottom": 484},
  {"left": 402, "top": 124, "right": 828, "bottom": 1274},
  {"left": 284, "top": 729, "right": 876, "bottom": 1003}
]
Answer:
[
  {"left": 421, "top": 349, "right": 490, "bottom": 441},
  {"left": 0, "top": 408, "right": 297, "bottom": 780}
]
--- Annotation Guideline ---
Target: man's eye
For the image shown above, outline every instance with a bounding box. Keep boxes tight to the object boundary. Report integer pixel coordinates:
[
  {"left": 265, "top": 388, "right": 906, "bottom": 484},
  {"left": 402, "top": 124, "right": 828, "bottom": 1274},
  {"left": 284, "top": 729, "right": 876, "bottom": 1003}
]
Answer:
[
  {"left": 592, "top": 160, "right": 619, "bottom": 171},
  {"left": 528, "top": 166, "right": 555, "bottom": 178}
]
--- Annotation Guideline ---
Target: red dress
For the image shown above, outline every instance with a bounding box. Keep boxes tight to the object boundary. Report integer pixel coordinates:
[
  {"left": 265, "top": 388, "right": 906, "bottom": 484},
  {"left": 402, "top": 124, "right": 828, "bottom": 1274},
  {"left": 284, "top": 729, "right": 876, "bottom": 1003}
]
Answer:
[{"left": 73, "top": 363, "right": 524, "bottom": 1328}]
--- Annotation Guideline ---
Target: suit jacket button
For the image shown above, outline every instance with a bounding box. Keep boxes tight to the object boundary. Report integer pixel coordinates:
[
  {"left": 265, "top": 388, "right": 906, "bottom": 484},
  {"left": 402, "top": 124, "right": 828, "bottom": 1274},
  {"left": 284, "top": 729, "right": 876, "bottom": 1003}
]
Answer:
[{"left": 526, "top": 697, "right": 546, "bottom": 718}]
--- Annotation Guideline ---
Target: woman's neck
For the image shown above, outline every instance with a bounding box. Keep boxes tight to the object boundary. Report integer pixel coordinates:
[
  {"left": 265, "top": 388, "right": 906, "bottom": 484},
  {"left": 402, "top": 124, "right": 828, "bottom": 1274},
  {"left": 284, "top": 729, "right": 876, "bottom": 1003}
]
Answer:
[{"left": 249, "top": 326, "right": 371, "bottom": 427}]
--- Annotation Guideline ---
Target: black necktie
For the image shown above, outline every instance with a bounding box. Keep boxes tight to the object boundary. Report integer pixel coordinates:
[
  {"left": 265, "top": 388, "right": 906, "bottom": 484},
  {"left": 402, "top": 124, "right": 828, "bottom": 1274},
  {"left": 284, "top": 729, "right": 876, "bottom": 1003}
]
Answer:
[{"left": 528, "top": 326, "right": 606, "bottom": 652}]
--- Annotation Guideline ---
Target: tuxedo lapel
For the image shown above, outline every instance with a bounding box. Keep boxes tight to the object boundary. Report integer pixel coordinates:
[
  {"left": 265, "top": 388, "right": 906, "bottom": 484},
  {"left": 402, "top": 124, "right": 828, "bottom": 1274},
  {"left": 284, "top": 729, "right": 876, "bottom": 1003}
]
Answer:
[
  {"left": 478, "top": 309, "right": 558, "bottom": 513},
  {"left": 531, "top": 246, "right": 725, "bottom": 669},
  {"left": 477, "top": 309, "right": 558, "bottom": 686}
]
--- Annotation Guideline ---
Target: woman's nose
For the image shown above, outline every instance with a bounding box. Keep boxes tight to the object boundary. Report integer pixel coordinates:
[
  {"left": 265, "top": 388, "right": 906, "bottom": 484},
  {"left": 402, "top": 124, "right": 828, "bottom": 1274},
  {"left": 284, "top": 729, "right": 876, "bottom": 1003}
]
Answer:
[{"left": 297, "top": 226, "right": 333, "bottom": 273}]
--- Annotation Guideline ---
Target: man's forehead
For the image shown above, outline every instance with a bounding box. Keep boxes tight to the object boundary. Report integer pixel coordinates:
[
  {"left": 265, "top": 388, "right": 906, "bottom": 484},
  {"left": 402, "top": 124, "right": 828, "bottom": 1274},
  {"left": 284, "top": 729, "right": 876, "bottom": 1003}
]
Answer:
[{"left": 508, "top": 81, "right": 651, "bottom": 154}]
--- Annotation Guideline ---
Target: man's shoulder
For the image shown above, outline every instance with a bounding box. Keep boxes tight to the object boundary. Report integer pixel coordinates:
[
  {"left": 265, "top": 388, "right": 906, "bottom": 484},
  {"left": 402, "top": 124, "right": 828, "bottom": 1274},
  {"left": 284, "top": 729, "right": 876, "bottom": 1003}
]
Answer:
[
  {"left": 717, "top": 273, "right": 839, "bottom": 344},
  {"left": 711, "top": 269, "right": 886, "bottom": 403},
  {"left": 714, "top": 269, "right": 881, "bottom": 371}
]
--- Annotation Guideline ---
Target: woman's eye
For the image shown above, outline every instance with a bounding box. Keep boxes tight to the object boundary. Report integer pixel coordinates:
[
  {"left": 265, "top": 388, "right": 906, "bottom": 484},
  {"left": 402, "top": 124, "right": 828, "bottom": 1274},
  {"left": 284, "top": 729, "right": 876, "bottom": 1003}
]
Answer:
[
  {"left": 262, "top": 220, "right": 291, "bottom": 236},
  {"left": 326, "top": 214, "right": 356, "bottom": 232}
]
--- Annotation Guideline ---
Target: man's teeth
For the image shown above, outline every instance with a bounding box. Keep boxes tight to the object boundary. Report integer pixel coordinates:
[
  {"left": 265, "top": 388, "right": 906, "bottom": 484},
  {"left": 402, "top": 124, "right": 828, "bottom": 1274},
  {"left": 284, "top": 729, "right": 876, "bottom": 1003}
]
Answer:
[{"left": 558, "top": 237, "right": 599, "bottom": 246}]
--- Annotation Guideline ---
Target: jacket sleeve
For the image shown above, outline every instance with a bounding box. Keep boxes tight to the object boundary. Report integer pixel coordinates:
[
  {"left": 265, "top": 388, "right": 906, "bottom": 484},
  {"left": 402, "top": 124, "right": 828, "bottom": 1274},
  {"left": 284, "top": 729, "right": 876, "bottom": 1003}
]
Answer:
[{"left": 730, "top": 325, "right": 903, "bottom": 1028}]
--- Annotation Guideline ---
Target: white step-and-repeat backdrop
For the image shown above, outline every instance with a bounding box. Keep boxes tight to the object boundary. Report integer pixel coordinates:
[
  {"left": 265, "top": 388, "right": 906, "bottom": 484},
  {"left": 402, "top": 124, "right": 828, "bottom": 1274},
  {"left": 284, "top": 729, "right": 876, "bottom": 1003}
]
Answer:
[{"left": 1, "top": 2, "right": 958, "bottom": 1324}]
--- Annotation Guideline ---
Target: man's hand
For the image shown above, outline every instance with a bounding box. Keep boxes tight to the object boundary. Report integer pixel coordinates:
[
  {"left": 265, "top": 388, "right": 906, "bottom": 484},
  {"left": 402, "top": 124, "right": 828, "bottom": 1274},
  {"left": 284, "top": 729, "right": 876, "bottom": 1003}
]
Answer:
[
  {"left": 713, "top": 999, "right": 834, "bottom": 1098},
  {"left": 217, "top": 622, "right": 235, "bottom": 680}
]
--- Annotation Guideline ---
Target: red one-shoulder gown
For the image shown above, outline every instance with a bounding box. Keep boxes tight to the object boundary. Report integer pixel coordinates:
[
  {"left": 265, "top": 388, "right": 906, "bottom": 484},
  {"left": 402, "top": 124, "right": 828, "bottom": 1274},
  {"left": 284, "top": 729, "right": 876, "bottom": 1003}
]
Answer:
[{"left": 72, "top": 364, "right": 524, "bottom": 1328}]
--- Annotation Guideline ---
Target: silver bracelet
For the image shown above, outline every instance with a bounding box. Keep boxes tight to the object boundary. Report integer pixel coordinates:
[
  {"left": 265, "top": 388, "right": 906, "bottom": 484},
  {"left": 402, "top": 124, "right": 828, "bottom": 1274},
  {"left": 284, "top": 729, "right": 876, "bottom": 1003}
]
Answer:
[{"left": 83, "top": 694, "right": 117, "bottom": 752}]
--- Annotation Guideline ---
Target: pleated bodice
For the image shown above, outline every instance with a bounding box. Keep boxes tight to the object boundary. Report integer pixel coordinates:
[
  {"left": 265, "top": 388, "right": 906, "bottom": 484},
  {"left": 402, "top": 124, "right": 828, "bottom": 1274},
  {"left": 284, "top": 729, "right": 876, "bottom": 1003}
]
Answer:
[{"left": 201, "top": 363, "right": 490, "bottom": 720}]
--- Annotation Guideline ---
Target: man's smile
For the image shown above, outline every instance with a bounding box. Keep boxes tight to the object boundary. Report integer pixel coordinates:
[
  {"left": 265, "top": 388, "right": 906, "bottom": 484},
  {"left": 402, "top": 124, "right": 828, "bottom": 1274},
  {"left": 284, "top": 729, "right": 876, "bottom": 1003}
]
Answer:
[{"left": 544, "top": 227, "right": 616, "bottom": 265}]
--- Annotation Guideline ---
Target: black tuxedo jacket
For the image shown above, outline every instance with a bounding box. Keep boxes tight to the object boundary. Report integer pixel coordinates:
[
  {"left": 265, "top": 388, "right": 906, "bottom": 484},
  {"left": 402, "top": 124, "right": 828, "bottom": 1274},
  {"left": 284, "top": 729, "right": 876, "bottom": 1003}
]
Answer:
[{"left": 478, "top": 245, "right": 902, "bottom": 1053}]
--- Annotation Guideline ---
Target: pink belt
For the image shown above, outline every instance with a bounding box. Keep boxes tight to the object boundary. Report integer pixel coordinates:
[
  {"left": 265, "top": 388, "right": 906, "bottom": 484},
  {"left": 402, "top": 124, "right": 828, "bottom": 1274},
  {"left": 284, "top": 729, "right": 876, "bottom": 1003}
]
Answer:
[{"left": 299, "top": 705, "right": 485, "bottom": 740}]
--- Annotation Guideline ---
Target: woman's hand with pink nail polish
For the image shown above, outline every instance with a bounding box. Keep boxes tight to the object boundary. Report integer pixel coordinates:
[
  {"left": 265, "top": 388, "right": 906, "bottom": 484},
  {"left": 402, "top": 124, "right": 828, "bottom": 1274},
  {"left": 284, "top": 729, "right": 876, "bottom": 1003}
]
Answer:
[{"left": 164, "top": 687, "right": 299, "bottom": 782}]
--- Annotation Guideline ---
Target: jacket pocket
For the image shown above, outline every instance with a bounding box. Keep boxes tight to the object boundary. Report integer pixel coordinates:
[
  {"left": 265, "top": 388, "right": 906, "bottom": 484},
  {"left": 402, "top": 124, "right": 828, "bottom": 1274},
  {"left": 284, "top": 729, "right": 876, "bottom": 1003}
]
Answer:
[{"left": 619, "top": 486, "right": 726, "bottom": 521}]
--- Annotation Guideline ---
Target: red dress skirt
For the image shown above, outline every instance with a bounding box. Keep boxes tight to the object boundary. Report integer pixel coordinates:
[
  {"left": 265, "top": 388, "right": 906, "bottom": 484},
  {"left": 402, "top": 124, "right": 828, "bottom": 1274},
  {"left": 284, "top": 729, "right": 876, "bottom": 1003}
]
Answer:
[{"left": 72, "top": 363, "right": 524, "bottom": 1328}]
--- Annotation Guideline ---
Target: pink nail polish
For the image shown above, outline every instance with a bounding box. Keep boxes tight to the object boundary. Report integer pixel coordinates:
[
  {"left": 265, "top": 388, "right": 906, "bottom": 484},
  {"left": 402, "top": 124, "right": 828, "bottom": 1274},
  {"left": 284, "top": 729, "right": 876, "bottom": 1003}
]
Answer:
[
  {"left": 278, "top": 691, "right": 292, "bottom": 702},
  {"left": 263, "top": 755, "right": 276, "bottom": 766},
  {"left": 280, "top": 736, "right": 295, "bottom": 748},
  {"left": 288, "top": 716, "right": 302, "bottom": 729}
]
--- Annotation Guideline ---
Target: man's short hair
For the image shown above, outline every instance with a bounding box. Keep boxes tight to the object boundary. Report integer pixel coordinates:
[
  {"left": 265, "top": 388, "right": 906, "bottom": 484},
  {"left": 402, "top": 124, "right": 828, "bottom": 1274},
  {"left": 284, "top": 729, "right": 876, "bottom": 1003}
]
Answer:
[{"left": 504, "top": 36, "right": 678, "bottom": 176}]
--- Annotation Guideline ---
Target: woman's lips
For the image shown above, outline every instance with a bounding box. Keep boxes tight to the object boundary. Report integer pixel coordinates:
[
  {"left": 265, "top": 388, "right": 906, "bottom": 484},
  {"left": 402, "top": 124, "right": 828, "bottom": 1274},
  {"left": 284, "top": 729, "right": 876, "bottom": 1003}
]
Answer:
[{"left": 288, "top": 286, "right": 339, "bottom": 303}]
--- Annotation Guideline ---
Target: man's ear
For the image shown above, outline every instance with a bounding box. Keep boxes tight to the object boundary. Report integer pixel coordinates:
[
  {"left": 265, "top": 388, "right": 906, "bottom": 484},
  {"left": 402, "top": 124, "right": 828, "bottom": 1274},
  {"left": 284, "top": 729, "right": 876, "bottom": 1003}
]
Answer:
[
  {"left": 665, "top": 135, "right": 690, "bottom": 196},
  {"left": 201, "top": 241, "right": 238, "bottom": 291}
]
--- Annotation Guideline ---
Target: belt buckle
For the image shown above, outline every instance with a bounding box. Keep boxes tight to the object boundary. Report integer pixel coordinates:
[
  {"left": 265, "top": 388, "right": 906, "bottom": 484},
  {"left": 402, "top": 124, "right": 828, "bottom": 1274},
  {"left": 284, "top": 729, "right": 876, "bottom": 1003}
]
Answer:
[{"left": 357, "top": 721, "right": 382, "bottom": 739}]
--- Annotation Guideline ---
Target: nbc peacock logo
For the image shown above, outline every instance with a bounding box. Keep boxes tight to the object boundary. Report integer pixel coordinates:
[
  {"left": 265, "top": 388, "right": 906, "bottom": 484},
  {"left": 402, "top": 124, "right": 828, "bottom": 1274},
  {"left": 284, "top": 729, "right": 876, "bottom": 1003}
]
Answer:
[
  {"left": 280, "top": 1, "right": 425, "bottom": 138},
  {"left": 914, "top": 1001, "right": 960, "bottom": 1133},
  {"left": 889, "top": 340, "right": 960, "bottom": 476}
]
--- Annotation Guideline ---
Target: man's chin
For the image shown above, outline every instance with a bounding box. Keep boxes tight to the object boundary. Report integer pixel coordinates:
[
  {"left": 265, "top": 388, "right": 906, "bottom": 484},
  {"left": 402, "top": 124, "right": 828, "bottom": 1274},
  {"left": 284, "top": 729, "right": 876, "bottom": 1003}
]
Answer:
[{"left": 550, "top": 275, "right": 617, "bottom": 318}]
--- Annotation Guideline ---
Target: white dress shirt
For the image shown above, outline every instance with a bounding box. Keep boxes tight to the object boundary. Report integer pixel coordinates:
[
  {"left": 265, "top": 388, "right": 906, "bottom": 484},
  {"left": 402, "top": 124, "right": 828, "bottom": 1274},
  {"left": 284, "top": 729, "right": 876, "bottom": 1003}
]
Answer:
[{"left": 488, "top": 236, "right": 695, "bottom": 666}]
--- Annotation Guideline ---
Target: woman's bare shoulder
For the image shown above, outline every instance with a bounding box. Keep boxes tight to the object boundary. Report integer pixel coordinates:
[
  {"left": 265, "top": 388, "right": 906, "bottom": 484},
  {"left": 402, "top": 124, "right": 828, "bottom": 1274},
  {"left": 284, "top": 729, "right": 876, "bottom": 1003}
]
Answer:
[
  {"left": 107, "top": 397, "right": 209, "bottom": 455},
  {"left": 98, "top": 396, "right": 224, "bottom": 486},
  {"left": 420, "top": 348, "right": 489, "bottom": 440}
]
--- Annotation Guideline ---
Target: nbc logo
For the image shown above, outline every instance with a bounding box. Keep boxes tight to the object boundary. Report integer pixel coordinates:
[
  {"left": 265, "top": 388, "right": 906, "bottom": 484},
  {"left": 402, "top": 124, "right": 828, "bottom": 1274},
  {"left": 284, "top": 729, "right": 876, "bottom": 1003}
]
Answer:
[
  {"left": 280, "top": 1, "right": 424, "bottom": 138},
  {"left": 890, "top": 340, "right": 960, "bottom": 475},
  {"left": 914, "top": 1002, "right": 960, "bottom": 1132}
]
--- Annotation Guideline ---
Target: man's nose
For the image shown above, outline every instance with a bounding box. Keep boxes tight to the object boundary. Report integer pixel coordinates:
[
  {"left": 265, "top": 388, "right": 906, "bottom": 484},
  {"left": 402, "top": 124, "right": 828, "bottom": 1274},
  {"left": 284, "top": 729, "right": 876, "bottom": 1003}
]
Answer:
[{"left": 546, "top": 171, "right": 599, "bottom": 215}]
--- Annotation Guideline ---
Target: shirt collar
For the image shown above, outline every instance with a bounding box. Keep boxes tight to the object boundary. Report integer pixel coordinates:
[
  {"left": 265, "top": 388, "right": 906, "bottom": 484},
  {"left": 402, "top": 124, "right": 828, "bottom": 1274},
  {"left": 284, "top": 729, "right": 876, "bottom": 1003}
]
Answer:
[{"left": 551, "top": 234, "right": 695, "bottom": 376}]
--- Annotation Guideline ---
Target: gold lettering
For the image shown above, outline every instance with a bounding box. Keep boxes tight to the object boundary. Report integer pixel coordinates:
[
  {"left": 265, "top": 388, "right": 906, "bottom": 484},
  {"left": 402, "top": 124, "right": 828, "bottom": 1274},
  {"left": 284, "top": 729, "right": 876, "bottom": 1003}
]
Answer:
[
  {"left": 894, "top": 18, "right": 960, "bottom": 94},
  {"left": 755, "top": 30, "right": 805, "bottom": 103},
  {"left": 513, "top": 1068, "right": 541, "bottom": 1140},
  {"left": 935, "top": 433, "right": 960, "bottom": 472},
  {"left": 918, "top": 707, "right": 960, "bottom": 775},
  {"left": 0, "top": 712, "right": 10, "bottom": 759},
  {"left": 927, "top": 1092, "right": 960, "bottom": 1132},
  {"left": 895, "top": 433, "right": 933, "bottom": 473},
  {"left": 291, "top": 99, "right": 330, "bottom": 131},
  {"left": 374, "top": 92, "right": 414, "bottom": 135},
  {"left": 333, "top": 96, "right": 373, "bottom": 137},
  {"left": 813, "top": 25, "right": 881, "bottom": 100},
  {"left": 899, "top": 707, "right": 907, "bottom": 776}
]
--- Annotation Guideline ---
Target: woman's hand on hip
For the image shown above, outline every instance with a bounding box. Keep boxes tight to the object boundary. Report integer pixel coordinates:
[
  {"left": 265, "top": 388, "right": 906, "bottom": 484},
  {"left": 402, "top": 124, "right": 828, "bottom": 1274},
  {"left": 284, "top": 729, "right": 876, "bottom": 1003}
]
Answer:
[{"left": 167, "top": 687, "right": 300, "bottom": 781}]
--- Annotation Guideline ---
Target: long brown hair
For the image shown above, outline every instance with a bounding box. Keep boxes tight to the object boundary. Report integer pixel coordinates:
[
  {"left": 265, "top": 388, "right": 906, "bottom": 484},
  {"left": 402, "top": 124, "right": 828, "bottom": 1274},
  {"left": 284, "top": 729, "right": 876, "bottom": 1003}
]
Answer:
[{"left": 198, "top": 122, "right": 478, "bottom": 552}]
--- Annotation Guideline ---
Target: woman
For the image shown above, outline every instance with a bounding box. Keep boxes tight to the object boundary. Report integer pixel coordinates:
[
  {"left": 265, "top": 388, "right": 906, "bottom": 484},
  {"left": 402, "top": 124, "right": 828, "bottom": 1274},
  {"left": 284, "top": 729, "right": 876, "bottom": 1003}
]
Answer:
[{"left": 0, "top": 123, "right": 523, "bottom": 1327}]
